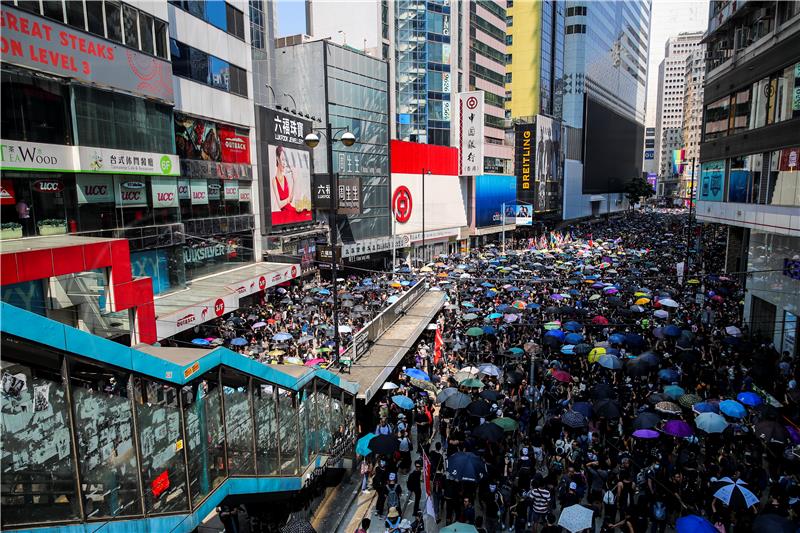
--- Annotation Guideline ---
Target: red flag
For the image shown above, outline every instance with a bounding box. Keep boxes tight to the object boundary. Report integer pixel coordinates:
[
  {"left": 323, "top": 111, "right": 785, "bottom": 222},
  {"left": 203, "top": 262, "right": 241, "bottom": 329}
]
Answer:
[
  {"left": 434, "top": 325, "right": 443, "bottom": 366},
  {"left": 422, "top": 451, "right": 432, "bottom": 496},
  {"left": 588, "top": 233, "right": 594, "bottom": 247}
]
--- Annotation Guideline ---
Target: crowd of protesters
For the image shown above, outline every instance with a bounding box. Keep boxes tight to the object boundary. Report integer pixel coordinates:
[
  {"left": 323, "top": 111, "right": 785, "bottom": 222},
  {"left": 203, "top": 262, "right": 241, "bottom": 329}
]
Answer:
[{"left": 355, "top": 210, "right": 800, "bottom": 533}]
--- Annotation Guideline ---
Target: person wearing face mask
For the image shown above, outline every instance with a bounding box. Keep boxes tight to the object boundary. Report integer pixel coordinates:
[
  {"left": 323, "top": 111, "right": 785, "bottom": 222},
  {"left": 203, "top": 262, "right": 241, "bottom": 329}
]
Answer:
[{"left": 374, "top": 458, "right": 389, "bottom": 517}]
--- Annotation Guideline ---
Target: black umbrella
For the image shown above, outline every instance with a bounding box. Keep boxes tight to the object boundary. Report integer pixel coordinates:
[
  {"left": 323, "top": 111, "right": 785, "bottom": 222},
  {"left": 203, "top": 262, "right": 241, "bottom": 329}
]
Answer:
[
  {"left": 753, "top": 514, "right": 797, "bottom": 533},
  {"left": 647, "top": 393, "right": 670, "bottom": 405},
  {"left": 755, "top": 421, "right": 788, "bottom": 444},
  {"left": 752, "top": 403, "right": 780, "bottom": 420},
  {"left": 590, "top": 383, "right": 613, "bottom": 400},
  {"left": 626, "top": 358, "right": 652, "bottom": 377},
  {"left": 466, "top": 400, "right": 492, "bottom": 418},
  {"left": 368, "top": 434, "right": 399, "bottom": 455},
  {"left": 632, "top": 411, "right": 661, "bottom": 430},
  {"left": 562, "top": 410, "right": 588, "bottom": 429},
  {"left": 574, "top": 343, "right": 592, "bottom": 355},
  {"left": 471, "top": 422, "right": 504, "bottom": 442},
  {"left": 593, "top": 398, "right": 621, "bottom": 419},
  {"left": 506, "top": 371, "right": 525, "bottom": 386},
  {"left": 447, "top": 451, "right": 486, "bottom": 482},
  {"left": 281, "top": 516, "right": 316, "bottom": 533},
  {"left": 479, "top": 389, "right": 503, "bottom": 402},
  {"left": 444, "top": 392, "right": 472, "bottom": 410}
]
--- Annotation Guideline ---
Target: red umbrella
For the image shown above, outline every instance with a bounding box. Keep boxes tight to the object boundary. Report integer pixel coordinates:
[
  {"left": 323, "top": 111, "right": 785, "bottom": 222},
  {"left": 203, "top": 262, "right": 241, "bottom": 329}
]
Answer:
[
  {"left": 551, "top": 369, "right": 572, "bottom": 383},
  {"left": 591, "top": 315, "right": 609, "bottom": 326},
  {"left": 305, "top": 358, "right": 326, "bottom": 366}
]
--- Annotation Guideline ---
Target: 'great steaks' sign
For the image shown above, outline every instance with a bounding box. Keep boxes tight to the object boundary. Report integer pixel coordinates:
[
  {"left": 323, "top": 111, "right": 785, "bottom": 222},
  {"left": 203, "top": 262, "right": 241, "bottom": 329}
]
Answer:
[{"left": 0, "top": 6, "right": 173, "bottom": 102}]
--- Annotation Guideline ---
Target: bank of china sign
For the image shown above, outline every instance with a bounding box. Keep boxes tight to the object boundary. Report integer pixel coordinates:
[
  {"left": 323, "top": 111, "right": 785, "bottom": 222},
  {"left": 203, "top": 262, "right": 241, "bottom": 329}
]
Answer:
[{"left": 0, "top": 140, "right": 179, "bottom": 176}]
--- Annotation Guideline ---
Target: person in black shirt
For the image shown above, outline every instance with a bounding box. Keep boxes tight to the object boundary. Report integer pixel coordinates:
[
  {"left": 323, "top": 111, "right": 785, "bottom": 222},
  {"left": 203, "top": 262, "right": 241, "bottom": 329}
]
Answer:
[{"left": 407, "top": 460, "right": 423, "bottom": 515}]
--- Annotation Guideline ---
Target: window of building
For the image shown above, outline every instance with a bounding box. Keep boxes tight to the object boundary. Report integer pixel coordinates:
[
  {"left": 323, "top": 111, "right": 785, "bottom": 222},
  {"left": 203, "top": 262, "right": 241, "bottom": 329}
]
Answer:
[
  {"left": 138, "top": 12, "right": 154, "bottom": 55},
  {"left": 226, "top": 3, "right": 245, "bottom": 39},
  {"left": 704, "top": 96, "right": 730, "bottom": 140},
  {"left": 1, "top": 68, "right": 72, "bottom": 145},
  {"left": 105, "top": 0, "right": 123, "bottom": 43},
  {"left": 170, "top": 39, "right": 248, "bottom": 97},
  {"left": 86, "top": 0, "right": 104, "bottom": 36},
  {"left": 122, "top": 3, "right": 139, "bottom": 49},
  {"left": 65, "top": 0, "right": 85, "bottom": 29},
  {"left": 171, "top": 0, "right": 246, "bottom": 40}
]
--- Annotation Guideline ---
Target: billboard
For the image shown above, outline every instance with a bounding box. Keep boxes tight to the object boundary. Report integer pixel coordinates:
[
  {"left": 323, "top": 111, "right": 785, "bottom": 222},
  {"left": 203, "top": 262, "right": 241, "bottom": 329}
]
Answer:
[
  {"left": 475, "top": 174, "right": 516, "bottom": 227},
  {"left": 257, "top": 107, "right": 314, "bottom": 228},
  {"left": 0, "top": 6, "right": 173, "bottom": 103},
  {"left": 672, "top": 149, "right": 686, "bottom": 176},
  {"left": 514, "top": 204, "right": 532, "bottom": 226},
  {"left": 583, "top": 96, "right": 644, "bottom": 193},
  {"left": 174, "top": 113, "right": 252, "bottom": 181},
  {"left": 534, "top": 115, "right": 562, "bottom": 213},
  {"left": 458, "top": 91, "right": 484, "bottom": 176},
  {"left": 515, "top": 122, "right": 535, "bottom": 207},
  {"left": 699, "top": 160, "right": 725, "bottom": 202}
]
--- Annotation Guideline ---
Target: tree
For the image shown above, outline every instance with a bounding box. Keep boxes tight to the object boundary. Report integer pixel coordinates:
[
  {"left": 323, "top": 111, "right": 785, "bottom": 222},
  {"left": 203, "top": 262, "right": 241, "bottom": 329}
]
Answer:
[{"left": 624, "top": 176, "right": 655, "bottom": 208}]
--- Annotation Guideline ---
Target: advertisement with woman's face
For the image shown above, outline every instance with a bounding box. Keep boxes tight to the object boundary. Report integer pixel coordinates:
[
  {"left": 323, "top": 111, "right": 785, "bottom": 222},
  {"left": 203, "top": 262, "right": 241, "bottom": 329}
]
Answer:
[{"left": 269, "top": 145, "right": 313, "bottom": 225}]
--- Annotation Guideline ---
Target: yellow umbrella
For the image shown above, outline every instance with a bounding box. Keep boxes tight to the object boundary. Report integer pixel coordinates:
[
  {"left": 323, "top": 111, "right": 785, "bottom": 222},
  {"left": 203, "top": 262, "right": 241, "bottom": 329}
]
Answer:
[
  {"left": 635, "top": 297, "right": 651, "bottom": 305},
  {"left": 268, "top": 349, "right": 285, "bottom": 356},
  {"left": 437, "top": 272, "right": 449, "bottom": 278},
  {"left": 584, "top": 279, "right": 596, "bottom": 284},
  {"left": 390, "top": 281, "right": 402, "bottom": 288},
  {"left": 687, "top": 279, "right": 700, "bottom": 285},
  {"left": 435, "top": 262, "right": 446, "bottom": 268},
  {"left": 634, "top": 291, "right": 649, "bottom": 297},
  {"left": 420, "top": 266, "right": 432, "bottom": 272},
  {"left": 588, "top": 346, "right": 606, "bottom": 363}
]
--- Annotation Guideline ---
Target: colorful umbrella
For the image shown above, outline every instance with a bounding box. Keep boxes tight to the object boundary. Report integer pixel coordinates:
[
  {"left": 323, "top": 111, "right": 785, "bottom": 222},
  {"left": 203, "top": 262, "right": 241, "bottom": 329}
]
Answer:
[
  {"left": 719, "top": 399, "right": 747, "bottom": 419},
  {"left": 676, "top": 515, "right": 717, "bottom": 533},
  {"left": 551, "top": 370, "right": 572, "bottom": 383},
  {"left": 491, "top": 417, "right": 519, "bottom": 432},
  {"left": 356, "top": 433, "right": 375, "bottom": 456},
  {"left": 405, "top": 368, "right": 430, "bottom": 381},
  {"left": 736, "top": 391, "right": 762, "bottom": 406},
  {"left": 695, "top": 412, "right": 728, "bottom": 434},
  {"left": 466, "top": 327, "right": 484, "bottom": 337},
  {"left": 633, "top": 429, "right": 660, "bottom": 439},
  {"left": 712, "top": 477, "right": 759, "bottom": 509},
  {"left": 663, "top": 419, "right": 694, "bottom": 438}
]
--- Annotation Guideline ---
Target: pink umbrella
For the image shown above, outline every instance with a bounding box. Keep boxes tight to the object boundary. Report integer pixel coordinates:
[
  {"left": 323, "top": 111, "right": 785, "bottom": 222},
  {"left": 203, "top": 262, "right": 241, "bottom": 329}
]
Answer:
[{"left": 305, "top": 358, "right": 326, "bottom": 366}]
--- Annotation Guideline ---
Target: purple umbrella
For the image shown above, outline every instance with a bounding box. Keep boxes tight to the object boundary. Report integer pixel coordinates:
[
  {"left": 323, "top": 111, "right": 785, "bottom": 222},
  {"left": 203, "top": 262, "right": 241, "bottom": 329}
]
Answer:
[
  {"left": 504, "top": 314, "right": 519, "bottom": 323},
  {"left": 604, "top": 288, "right": 619, "bottom": 295},
  {"left": 663, "top": 420, "right": 694, "bottom": 438},
  {"left": 633, "top": 429, "right": 660, "bottom": 439},
  {"left": 551, "top": 294, "right": 564, "bottom": 300},
  {"left": 786, "top": 425, "right": 800, "bottom": 445},
  {"left": 252, "top": 321, "right": 267, "bottom": 329}
]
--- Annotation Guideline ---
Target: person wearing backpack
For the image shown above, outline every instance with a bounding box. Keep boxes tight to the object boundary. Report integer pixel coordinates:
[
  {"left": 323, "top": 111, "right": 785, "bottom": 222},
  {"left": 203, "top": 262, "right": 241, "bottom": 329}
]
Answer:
[
  {"left": 650, "top": 499, "right": 667, "bottom": 533},
  {"left": 385, "top": 473, "right": 403, "bottom": 518}
]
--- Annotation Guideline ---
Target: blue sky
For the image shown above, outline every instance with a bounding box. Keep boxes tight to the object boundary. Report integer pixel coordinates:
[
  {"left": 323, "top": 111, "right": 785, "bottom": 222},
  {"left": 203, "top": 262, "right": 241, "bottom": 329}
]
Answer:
[{"left": 277, "top": 0, "right": 306, "bottom": 37}]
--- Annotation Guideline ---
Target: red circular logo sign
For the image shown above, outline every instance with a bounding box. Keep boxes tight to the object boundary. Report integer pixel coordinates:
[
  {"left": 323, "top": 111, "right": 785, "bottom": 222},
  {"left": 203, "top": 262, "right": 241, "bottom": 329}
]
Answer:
[
  {"left": 291, "top": 265, "right": 298, "bottom": 278},
  {"left": 258, "top": 276, "right": 266, "bottom": 290},
  {"left": 392, "top": 186, "right": 413, "bottom": 223},
  {"left": 214, "top": 298, "right": 225, "bottom": 317},
  {"left": 466, "top": 96, "right": 478, "bottom": 109}
]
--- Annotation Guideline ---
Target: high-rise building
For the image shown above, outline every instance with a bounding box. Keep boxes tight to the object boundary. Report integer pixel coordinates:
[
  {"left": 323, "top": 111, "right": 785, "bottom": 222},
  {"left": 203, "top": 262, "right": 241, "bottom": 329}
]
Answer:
[
  {"left": 306, "top": 0, "right": 462, "bottom": 147},
  {"left": 505, "top": 0, "right": 564, "bottom": 121},
  {"left": 654, "top": 31, "right": 704, "bottom": 198},
  {"left": 560, "top": 0, "right": 651, "bottom": 220},
  {"left": 679, "top": 45, "right": 706, "bottom": 202},
  {"left": 697, "top": 0, "right": 800, "bottom": 356}
]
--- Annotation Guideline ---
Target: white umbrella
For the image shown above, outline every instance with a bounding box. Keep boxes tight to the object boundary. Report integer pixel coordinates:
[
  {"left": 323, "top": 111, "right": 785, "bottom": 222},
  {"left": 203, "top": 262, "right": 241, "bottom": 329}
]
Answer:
[
  {"left": 338, "top": 325, "right": 352, "bottom": 333},
  {"left": 382, "top": 382, "right": 399, "bottom": 390},
  {"left": 659, "top": 298, "right": 679, "bottom": 308},
  {"left": 427, "top": 323, "right": 439, "bottom": 330},
  {"left": 558, "top": 504, "right": 594, "bottom": 533},
  {"left": 725, "top": 325, "right": 742, "bottom": 337},
  {"left": 654, "top": 309, "right": 669, "bottom": 319}
]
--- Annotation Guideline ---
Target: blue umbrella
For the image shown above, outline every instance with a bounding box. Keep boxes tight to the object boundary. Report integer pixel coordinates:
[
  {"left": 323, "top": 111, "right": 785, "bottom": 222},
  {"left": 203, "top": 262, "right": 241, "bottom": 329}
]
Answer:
[
  {"left": 695, "top": 412, "right": 728, "bottom": 434},
  {"left": 230, "top": 337, "right": 248, "bottom": 346},
  {"left": 392, "top": 395, "right": 415, "bottom": 410},
  {"left": 719, "top": 399, "right": 747, "bottom": 419},
  {"left": 658, "top": 368, "right": 680, "bottom": 382},
  {"left": 736, "top": 391, "right": 762, "bottom": 407},
  {"left": 487, "top": 312, "right": 503, "bottom": 320},
  {"left": 598, "top": 354, "right": 623, "bottom": 370},
  {"left": 398, "top": 266, "right": 411, "bottom": 273},
  {"left": 317, "top": 288, "right": 331, "bottom": 295},
  {"left": 356, "top": 433, "right": 375, "bottom": 456},
  {"left": 625, "top": 333, "right": 646, "bottom": 349},
  {"left": 564, "top": 321, "right": 583, "bottom": 332},
  {"left": 405, "top": 368, "right": 430, "bottom": 381},
  {"left": 447, "top": 451, "right": 486, "bottom": 482},
  {"left": 608, "top": 333, "right": 626, "bottom": 345},
  {"left": 272, "top": 332, "right": 293, "bottom": 341},
  {"left": 572, "top": 401, "right": 593, "bottom": 418},
  {"left": 663, "top": 325, "right": 682, "bottom": 337},
  {"left": 482, "top": 325, "right": 497, "bottom": 335},
  {"left": 191, "top": 338, "right": 210, "bottom": 346},
  {"left": 481, "top": 282, "right": 494, "bottom": 287},
  {"left": 387, "top": 295, "right": 400, "bottom": 304},
  {"left": 693, "top": 401, "right": 720, "bottom": 414},
  {"left": 664, "top": 385, "right": 686, "bottom": 399},
  {"left": 561, "top": 345, "right": 575, "bottom": 355},
  {"left": 496, "top": 304, "right": 511, "bottom": 312},
  {"left": 400, "top": 280, "right": 411, "bottom": 286},
  {"left": 565, "top": 333, "right": 584, "bottom": 345},
  {"left": 676, "top": 515, "right": 717, "bottom": 533},
  {"left": 544, "top": 329, "right": 566, "bottom": 341},
  {"left": 362, "top": 278, "right": 373, "bottom": 285}
]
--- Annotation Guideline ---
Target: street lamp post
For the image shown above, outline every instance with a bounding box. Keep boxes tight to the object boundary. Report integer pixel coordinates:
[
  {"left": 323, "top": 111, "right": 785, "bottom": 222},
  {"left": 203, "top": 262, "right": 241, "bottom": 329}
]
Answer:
[
  {"left": 304, "top": 125, "right": 356, "bottom": 365},
  {"left": 685, "top": 156, "right": 697, "bottom": 283}
]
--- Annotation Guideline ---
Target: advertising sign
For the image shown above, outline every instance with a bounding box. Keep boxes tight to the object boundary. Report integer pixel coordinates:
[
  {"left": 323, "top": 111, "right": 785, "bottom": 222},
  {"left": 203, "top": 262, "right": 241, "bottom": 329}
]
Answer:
[
  {"left": 699, "top": 160, "right": 725, "bottom": 202},
  {"left": 312, "top": 173, "right": 332, "bottom": 204},
  {"left": 76, "top": 175, "right": 114, "bottom": 204},
  {"left": 647, "top": 173, "right": 658, "bottom": 191},
  {"left": 0, "top": 6, "right": 173, "bottom": 102},
  {"left": 337, "top": 176, "right": 361, "bottom": 215},
  {"left": 514, "top": 204, "right": 532, "bottom": 226},
  {"left": 515, "top": 122, "right": 535, "bottom": 207},
  {"left": 151, "top": 177, "right": 179, "bottom": 208},
  {"left": 267, "top": 145, "right": 313, "bottom": 225},
  {"left": 223, "top": 181, "right": 239, "bottom": 200},
  {"left": 0, "top": 139, "right": 75, "bottom": 172},
  {"left": 672, "top": 149, "right": 686, "bottom": 176},
  {"left": 175, "top": 113, "right": 251, "bottom": 180},
  {"left": 238, "top": 187, "right": 252, "bottom": 202},
  {"left": 178, "top": 180, "right": 190, "bottom": 200},
  {"left": 458, "top": 91, "right": 484, "bottom": 176},
  {"left": 0, "top": 179, "right": 15, "bottom": 205},
  {"left": 78, "top": 146, "right": 178, "bottom": 176},
  {"left": 190, "top": 179, "right": 209, "bottom": 205},
  {"left": 258, "top": 107, "right": 314, "bottom": 227},
  {"left": 390, "top": 173, "right": 467, "bottom": 234},
  {"left": 534, "top": 115, "right": 562, "bottom": 213},
  {"left": 115, "top": 177, "right": 147, "bottom": 207},
  {"left": 475, "top": 174, "right": 516, "bottom": 227},
  {"left": 207, "top": 182, "right": 221, "bottom": 201},
  {"left": 645, "top": 150, "right": 654, "bottom": 160}
]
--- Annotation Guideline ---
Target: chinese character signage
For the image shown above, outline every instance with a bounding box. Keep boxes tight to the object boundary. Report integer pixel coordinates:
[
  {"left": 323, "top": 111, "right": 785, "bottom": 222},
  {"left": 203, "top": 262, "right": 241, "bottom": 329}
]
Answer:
[
  {"left": 458, "top": 91, "right": 484, "bottom": 176},
  {"left": 337, "top": 176, "right": 361, "bottom": 215},
  {"left": 0, "top": 6, "right": 173, "bottom": 103},
  {"left": 515, "top": 122, "right": 535, "bottom": 206},
  {"left": 312, "top": 173, "right": 332, "bottom": 204},
  {"left": 78, "top": 146, "right": 178, "bottom": 176},
  {"left": 258, "top": 107, "right": 314, "bottom": 227}
]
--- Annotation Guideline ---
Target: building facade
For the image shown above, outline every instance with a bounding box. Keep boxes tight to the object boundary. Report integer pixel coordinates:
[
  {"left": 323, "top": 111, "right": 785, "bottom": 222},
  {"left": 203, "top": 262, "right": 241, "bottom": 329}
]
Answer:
[
  {"left": 560, "top": 0, "right": 651, "bottom": 220},
  {"left": 654, "top": 31, "right": 704, "bottom": 198},
  {"left": 697, "top": 0, "right": 800, "bottom": 356},
  {"left": 679, "top": 45, "right": 706, "bottom": 202}
]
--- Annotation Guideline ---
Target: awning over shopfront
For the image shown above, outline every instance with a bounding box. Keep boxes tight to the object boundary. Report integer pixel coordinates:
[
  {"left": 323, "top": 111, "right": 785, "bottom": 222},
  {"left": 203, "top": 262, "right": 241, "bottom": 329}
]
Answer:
[{"left": 154, "top": 261, "right": 302, "bottom": 339}]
